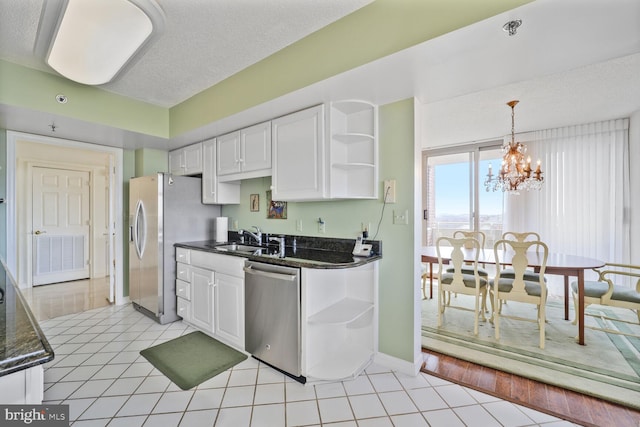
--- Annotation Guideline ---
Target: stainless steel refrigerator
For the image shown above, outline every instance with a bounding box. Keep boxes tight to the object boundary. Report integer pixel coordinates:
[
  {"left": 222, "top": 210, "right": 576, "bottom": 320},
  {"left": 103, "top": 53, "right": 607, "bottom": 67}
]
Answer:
[{"left": 129, "top": 173, "right": 220, "bottom": 324}]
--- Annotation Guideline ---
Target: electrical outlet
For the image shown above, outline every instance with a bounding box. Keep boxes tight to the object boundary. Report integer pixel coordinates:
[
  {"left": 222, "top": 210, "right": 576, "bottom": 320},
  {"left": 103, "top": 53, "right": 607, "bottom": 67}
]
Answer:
[
  {"left": 232, "top": 219, "right": 239, "bottom": 230},
  {"left": 361, "top": 222, "right": 371, "bottom": 233},
  {"left": 318, "top": 218, "right": 326, "bottom": 233},
  {"left": 384, "top": 179, "right": 396, "bottom": 203},
  {"left": 393, "top": 209, "right": 408, "bottom": 225},
  {"left": 296, "top": 219, "right": 303, "bottom": 232}
]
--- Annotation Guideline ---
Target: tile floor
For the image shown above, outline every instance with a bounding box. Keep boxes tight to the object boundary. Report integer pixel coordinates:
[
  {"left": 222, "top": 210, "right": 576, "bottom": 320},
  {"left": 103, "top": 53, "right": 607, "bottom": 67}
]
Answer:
[{"left": 39, "top": 303, "right": 582, "bottom": 426}]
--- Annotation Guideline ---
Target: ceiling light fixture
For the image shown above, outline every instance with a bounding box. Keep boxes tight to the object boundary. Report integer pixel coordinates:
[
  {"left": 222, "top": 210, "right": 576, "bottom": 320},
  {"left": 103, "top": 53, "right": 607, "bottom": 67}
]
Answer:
[
  {"left": 503, "top": 19, "right": 522, "bottom": 36},
  {"left": 35, "top": 0, "right": 165, "bottom": 85},
  {"left": 484, "top": 100, "right": 544, "bottom": 193}
]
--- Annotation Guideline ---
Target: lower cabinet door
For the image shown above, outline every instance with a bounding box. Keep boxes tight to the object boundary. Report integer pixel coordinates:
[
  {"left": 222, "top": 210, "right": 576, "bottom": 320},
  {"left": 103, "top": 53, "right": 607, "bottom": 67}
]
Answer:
[
  {"left": 190, "top": 266, "right": 215, "bottom": 334},
  {"left": 214, "top": 272, "right": 244, "bottom": 349}
]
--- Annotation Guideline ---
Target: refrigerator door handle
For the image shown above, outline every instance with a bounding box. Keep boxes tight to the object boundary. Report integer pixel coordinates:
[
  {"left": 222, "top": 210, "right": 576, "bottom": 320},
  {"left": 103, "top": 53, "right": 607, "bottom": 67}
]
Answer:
[{"left": 133, "top": 200, "right": 147, "bottom": 259}]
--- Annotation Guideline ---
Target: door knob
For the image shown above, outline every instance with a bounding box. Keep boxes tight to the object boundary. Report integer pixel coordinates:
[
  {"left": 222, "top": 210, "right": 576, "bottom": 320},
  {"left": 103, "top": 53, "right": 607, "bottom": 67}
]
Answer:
[{"left": 34, "top": 230, "right": 47, "bottom": 235}]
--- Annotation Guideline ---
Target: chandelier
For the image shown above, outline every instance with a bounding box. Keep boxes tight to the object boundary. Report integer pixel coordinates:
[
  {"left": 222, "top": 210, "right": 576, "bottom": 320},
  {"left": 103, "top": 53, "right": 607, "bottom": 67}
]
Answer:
[{"left": 484, "top": 100, "right": 544, "bottom": 193}]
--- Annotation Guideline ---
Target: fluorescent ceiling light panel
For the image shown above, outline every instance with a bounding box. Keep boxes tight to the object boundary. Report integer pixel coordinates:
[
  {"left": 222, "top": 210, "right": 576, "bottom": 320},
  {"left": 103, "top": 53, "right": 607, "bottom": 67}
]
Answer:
[{"left": 46, "top": 0, "right": 164, "bottom": 85}]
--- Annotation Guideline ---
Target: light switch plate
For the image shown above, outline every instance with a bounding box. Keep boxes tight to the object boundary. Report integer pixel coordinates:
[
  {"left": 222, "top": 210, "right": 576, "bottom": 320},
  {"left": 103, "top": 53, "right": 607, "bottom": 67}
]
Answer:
[{"left": 393, "top": 209, "right": 408, "bottom": 225}]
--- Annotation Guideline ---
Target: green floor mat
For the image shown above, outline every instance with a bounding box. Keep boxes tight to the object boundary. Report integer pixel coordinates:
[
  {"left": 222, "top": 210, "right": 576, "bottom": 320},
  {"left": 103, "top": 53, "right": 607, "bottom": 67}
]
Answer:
[{"left": 140, "top": 331, "right": 247, "bottom": 390}]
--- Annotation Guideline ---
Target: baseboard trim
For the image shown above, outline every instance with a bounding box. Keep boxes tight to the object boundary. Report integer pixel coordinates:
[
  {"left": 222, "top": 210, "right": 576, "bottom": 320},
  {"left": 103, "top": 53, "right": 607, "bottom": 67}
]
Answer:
[{"left": 374, "top": 351, "right": 422, "bottom": 377}]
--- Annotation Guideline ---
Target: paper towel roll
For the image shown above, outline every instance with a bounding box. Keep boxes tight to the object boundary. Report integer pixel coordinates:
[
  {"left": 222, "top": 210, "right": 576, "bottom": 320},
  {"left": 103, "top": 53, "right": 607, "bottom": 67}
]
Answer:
[{"left": 215, "top": 217, "right": 229, "bottom": 243}]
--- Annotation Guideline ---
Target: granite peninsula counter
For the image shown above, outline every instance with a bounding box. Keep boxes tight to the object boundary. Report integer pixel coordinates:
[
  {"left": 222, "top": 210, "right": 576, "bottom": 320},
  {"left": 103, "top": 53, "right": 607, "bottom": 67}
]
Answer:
[{"left": 0, "top": 260, "right": 54, "bottom": 403}]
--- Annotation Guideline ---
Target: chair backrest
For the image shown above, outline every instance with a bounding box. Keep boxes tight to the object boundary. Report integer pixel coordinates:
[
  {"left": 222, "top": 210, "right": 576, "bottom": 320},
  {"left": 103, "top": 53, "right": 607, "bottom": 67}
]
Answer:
[
  {"left": 494, "top": 239, "right": 549, "bottom": 295},
  {"left": 437, "top": 236, "right": 481, "bottom": 289},
  {"left": 501, "top": 231, "right": 541, "bottom": 251},
  {"left": 453, "top": 230, "right": 486, "bottom": 249}
]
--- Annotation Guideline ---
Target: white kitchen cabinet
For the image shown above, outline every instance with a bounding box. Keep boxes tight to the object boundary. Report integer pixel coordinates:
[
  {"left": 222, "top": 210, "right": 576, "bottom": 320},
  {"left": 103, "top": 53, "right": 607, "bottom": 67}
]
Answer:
[
  {"left": 175, "top": 247, "right": 245, "bottom": 350},
  {"left": 328, "top": 100, "right": 378, "bottom": 199},
  {"left": 189, "top": 265, "right": 215, "bottom": 333},
  {"left": 217, "top": 121, "right": 272, "bottom": 182},
  {"left": 215, "top": 272, "right": 245, "bottom": 348},
  {"left": 202, "top": 138, "right": 240, "bottom": 204},
  {"left": 271, "top": 104, "right": 326, "bottom": 201},
  {"left": 169, "top": 142, "right": 203, "bottom": 176},
  {"left": 301, "top": 261, "right": 378, "bottom": 382}
]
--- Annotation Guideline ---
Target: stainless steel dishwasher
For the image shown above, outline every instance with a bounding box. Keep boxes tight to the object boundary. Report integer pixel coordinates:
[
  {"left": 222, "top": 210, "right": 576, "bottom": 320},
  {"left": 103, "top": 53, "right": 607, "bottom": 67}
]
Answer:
[{"left": 244, "top": 260, "right": 303, "bottom": 382}]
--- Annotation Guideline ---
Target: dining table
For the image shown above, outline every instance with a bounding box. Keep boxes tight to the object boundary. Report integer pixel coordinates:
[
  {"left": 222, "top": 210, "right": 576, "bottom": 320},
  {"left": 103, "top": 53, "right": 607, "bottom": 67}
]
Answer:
[{"left": 421, "top": 246, "right": 605, "bottom": 345}]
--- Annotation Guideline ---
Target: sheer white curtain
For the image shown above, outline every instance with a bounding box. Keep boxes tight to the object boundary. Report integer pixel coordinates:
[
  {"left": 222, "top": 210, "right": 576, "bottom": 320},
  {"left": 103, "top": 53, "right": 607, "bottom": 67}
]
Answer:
[{"left": 503, "top": 118, "right": 630, "bottom": 268}]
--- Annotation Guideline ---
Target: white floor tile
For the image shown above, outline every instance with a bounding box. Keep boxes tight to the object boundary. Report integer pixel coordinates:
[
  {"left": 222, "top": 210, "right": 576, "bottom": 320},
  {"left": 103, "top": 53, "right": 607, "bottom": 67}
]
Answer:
[
  {"left": 286, "top": 400, "right": 321, "bottom": 426},
  {"left": 78, "top": 395, "right": 129, "bottom": 420},
  {"left": 136, "top": 376, "right": 171, "bottom": 394},
  {"left": 434, "top": 384, "right": 478, "bottom": 407},
  {"left": 285, "top": 381, "right": 317, "bottom": 402},
  {"left": 254, "top": 383, "right": 285, "bottom": 405},
  {"left": 348, "top": 393, "right": 387, "bottom": 419},
  {"left": 43, "top": 381, "right": 85, "bottom": 401},
  {"left": 215, "top": 406, "right": 252, "bottom": 427},
  {"left": 106, "top": 415, "right": 147, "bottom": 427},
  {"left": 454, "top": 405, "right": 502, "bottom": 427},
  {"left": 250, "top": 403, "right": 285, "bottom": 427},
  {"left": 179, "top": 409, "right": 217, "bottom": 427},
  {"left": 92, "top": 364, "right": 129, "bottom": 380},
  {"left": 368, "top": 373, "right": 403, "bottom": 393},
  {"left": 378, "top": 390, "right": 419, "bottom": 415},
  {"left": 63, "top": 397, "right": 95, "bottom": 421},
  {"left": 483, "top": 401, "right": 539, "bottom": 426},
  {"left": 197, "top": 371, "right": 230, "bottom": 389},
  {"left": 188, "top": 388, "right": 225, "bottom": 411},
  {"left": 72, "top": 419, "right": 110, "bottom": 427},
  {"left": 317, "top": 397, "right": 354, "bottom": 423},
  {"left": 395, "top": 372, "right": 432, "bottom": 390},
  {"left": 227, "top": 368, "right": 258, "bottom": 387},
  {"left": 143, "top": 412, "right": 183, "bottom": 427},
  {"left": 407, "top": 387, "right": 449, "bottom": 412},
  {"left": 70, "top": 379, "right": 115, "bottom": 399},
  {"left": 421, "top": 408, "right": 466, "bottom": 427},
  {"left": 152, "top": 390, "right": 194, "bottom": 414},
  {"left": 342, "top": 375, "right": 375, "bottom": 395},
  {"left": 314, "top": 381, "right": 346, "bottom": 399},
  {"left": 390, "top": 412, "right": 429, "bottom": 427},
  {"left": 466, "top": 388, "right": 502, "bottom": 404},
  {"left": 220, "top": 385, "right": 255, "bottom": 408},
  {"left": 355, "top": 416, "right": 394, "bottom": 427},
  {"left": 256, "top": 366, "right": 286, "bottom": 384},
  {"left": 116, "top": 393, "right": 162, "bottom": 417},
  {"left": 518, "top": 405, "right": 561, "bottom": 424}
]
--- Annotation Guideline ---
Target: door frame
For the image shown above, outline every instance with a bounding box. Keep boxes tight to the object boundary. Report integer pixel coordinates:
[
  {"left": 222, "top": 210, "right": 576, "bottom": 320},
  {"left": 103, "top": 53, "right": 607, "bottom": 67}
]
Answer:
[{"left": 6, "top": 131, "right": 124, "bottom": 305}]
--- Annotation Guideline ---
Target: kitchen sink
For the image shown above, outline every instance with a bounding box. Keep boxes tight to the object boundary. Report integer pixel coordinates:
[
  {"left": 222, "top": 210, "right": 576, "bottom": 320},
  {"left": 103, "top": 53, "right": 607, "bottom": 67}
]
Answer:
[{"left": 213, "top": 243, "right": 262, "bottom": 253}]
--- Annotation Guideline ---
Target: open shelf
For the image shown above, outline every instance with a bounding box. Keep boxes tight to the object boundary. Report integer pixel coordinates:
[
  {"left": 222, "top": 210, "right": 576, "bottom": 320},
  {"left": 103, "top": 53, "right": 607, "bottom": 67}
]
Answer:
[
  {"left": 333, "top": 133, "right": 374, "bottom": 144},
  {"left": 306, "top": 345, "right": 374, "bottom": 381}
]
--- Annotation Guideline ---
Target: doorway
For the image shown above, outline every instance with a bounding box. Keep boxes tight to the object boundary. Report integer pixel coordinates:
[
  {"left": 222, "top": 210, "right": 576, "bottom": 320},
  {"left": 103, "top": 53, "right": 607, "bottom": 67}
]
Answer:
[{"left": 6, "top": 131, "right": 124, "bottom": 306}]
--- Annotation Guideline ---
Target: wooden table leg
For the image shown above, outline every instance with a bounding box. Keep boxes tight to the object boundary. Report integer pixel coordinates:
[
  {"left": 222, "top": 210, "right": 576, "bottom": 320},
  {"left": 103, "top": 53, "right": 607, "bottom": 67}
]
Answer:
[
  {"left": 564, "top": 276, "right": 569, "bottom": 321},
  {"left": 577, "top": 270, "right": 585, "bottom": 345}
]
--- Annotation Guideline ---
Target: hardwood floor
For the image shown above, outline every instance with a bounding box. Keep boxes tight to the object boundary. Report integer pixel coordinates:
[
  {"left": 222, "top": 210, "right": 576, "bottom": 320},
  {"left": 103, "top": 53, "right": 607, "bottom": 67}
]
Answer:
[{"left": 421, "top": 348, "right": 640, "bottom": 427}]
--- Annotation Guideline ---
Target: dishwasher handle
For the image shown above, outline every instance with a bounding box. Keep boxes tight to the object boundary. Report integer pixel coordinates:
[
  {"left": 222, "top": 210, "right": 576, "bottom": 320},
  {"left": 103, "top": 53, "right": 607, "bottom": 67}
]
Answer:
[{"left": 243, "top": 265, "right": 297, "bottom": 281}]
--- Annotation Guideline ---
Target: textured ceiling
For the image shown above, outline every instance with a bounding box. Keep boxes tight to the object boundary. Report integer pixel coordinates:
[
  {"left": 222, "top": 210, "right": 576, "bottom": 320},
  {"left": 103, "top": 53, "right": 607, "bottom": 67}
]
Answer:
[
  {"left": 0, "top": 0, "right": 372, "bottom": 107},
  {"left": 0, "top": 0, "right": 639, "bottom": 151}
]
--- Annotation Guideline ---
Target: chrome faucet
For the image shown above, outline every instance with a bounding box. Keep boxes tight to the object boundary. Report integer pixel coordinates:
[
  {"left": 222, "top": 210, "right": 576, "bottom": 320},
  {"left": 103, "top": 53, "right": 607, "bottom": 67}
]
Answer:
[
  {"left": 269, "top": 235, "right": 286, "bottom": 258},
  {"left": 239, "top": 226, "right": 262, "bottom": 246}
]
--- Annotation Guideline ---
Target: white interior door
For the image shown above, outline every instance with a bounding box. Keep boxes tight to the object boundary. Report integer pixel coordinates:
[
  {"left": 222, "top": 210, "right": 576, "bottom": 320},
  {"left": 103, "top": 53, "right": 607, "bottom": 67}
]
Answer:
[{"left": 32, "top": 167, "right": 90, "bottom": 285}]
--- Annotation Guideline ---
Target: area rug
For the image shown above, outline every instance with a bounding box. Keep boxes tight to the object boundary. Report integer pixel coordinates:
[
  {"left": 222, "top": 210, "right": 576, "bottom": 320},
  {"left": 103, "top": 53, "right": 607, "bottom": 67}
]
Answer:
[{"left": 140, "top": 331, "right": 247, "bottom": 390}]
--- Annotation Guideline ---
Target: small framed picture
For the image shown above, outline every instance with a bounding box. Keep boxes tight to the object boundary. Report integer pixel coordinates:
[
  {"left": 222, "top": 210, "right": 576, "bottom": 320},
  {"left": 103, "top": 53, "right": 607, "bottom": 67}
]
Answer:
[
  {"left": 267, "top": 190, "right": 287, "bottom": 219},
  {"left": 250, "top": 194, "right": 260, "bottom": 212}
]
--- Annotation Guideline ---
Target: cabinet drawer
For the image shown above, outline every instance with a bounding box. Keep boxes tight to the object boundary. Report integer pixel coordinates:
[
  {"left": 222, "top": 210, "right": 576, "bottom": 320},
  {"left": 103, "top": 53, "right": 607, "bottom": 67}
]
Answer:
[
  {"left": 176, "top": 279, "right": 191, "bottom": 300},
  {"left": 190, "top": 250, "right": 244, "bottom": 276},
  {"left": 176, "top": 263, "right": 190, "bottom": 281},
  {"left": 176, "top": 248, "right": 190, "bottom": 264},
  {"left": 177, "top": 297, "right": 190, "bottom": 320}
]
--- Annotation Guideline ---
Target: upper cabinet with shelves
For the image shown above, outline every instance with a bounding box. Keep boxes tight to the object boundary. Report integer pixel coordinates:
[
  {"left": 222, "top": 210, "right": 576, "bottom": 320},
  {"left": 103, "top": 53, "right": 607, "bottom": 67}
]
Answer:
[
  {"left": 217, "top": 121, "right": 272, "bottom": 182},
  {"left": 202, "top": 138, "right": 240, "bottom": 205},
  {"left": 169, "top": 142, "right": 203, "bottom": 176},
  {"left": 328, "top": 100, "right": 378, "bottom": 199}
]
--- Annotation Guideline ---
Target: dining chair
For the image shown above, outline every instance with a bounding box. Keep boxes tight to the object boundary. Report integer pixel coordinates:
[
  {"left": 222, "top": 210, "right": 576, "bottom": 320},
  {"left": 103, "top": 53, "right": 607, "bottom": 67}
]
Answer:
[
  {"left": 443, "top": 231, "right": 489, "bottom": 306},
  {"left": 436, "top": 236, "right": 489, "bottom": 335},
  {"left": 500, "top": 231, "right": 546, "bottom": 282},
  {"left": 570, "top": 262, "right": 640, "bottom": 339},
  {"left": 491, "top": 239, "right": 549, "bottom": 349}
]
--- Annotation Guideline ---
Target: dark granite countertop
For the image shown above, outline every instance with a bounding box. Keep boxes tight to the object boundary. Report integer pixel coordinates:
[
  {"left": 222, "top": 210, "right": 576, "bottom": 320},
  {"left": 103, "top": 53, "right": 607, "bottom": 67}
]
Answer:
[
  {"left": 0, "top": 260, "right": 54, "bottom": 377},
  {"left": 175, "top": 234, "right": 381, "bottom": 269}
]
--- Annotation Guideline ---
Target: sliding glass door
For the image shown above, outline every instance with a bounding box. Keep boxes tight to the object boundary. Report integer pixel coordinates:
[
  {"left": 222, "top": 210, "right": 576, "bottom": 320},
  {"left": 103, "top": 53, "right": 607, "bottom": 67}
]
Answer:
[{"left": 422, "top": 144, "right": 503, "bottom": 248}]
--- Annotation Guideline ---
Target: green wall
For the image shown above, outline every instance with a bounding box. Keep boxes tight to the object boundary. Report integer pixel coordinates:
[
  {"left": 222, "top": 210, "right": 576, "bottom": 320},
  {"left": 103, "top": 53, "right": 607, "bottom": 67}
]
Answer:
[
  {"left": 134, "top": 148, "right": 169, "bottom": 177},
  {"left": 222, "top": 99, "right": 416, "bottom": 362},
  {"left": 0, "top": 129, "right": 6, "bottom": 261}
]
